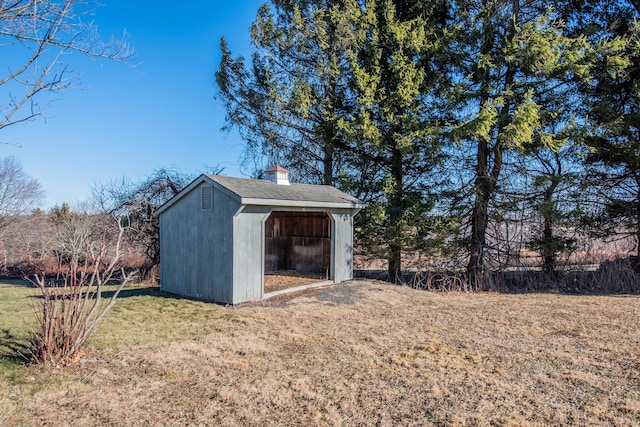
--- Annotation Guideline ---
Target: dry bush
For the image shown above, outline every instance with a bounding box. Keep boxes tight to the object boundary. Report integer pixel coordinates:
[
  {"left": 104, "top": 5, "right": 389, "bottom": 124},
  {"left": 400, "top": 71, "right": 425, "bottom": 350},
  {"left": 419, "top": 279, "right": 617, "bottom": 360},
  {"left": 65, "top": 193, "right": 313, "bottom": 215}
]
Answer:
[
  {"left": 407, "top": 271, "right": 472, "bottom": 291},
  {"left": 585, "top": 257, "right": 640, "bottom": 293},
  {"left": 1, "top": 207, "right": 154, "bottom": 279},
  {"left": 380, "top": 258, "right": 640, "bottom": 294},
  {"left": 29, "top": 213, "right": 136, "bottom": 366},
  {"left": 494, "top": 259, "right": 640, "bottom": 294}
]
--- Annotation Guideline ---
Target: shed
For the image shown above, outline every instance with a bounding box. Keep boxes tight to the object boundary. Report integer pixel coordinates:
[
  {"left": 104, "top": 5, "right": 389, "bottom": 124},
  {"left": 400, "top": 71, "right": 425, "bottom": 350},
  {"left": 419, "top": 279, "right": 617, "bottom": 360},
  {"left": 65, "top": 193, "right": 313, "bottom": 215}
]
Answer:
[{"left": 154, "top": 167, "right": 364, "bottom": 304}]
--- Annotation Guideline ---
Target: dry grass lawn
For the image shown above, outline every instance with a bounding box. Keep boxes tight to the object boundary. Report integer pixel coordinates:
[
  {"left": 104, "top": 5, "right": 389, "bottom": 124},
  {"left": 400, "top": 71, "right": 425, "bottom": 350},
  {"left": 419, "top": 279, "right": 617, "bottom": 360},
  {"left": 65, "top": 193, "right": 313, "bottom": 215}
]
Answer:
[{"left": 1, "top": 279, "right": 639, "bottom": 426}]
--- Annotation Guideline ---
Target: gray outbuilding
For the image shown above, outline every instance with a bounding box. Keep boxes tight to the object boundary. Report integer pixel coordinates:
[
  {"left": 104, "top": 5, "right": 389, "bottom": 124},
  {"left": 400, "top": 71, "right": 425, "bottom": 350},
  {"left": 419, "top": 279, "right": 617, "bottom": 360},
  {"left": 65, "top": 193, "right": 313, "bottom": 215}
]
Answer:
[{"left": 154, "top": 167, "right": 364, "bottom": 304}]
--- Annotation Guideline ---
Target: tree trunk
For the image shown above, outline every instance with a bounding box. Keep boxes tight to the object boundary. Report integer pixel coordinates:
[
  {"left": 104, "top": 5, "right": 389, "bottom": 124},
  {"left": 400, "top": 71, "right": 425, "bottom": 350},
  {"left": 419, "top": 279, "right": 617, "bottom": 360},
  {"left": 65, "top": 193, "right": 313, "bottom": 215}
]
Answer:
[
  {"left": 323, "top": 140, "right": 334, "bottom": 186},
  {"left": 467, "top": 0, "right": 494, "bottom": 288},
  {"left": 388, "top": 243, "right": 402, "bottom": 284},
  {"left": 542, "top": 209, "right": 556, "bottom": 274},
  {"left": 467, "top": 140, "right": 492, "bottom": 288},
  {"left": 387, "top": 138, "right": 404, "bottom": 284},
  {"left": 467, "top": 0, "right": 519, "bottom": 289},
  {"left": 541, "top": 178, "right": 560, "bottom": 274}
]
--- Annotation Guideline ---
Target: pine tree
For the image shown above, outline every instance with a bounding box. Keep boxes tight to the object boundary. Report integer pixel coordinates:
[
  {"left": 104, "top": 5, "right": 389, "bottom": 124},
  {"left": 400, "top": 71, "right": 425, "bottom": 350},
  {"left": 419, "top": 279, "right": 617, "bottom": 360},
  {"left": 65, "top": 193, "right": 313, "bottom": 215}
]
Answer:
[
  {"left": 346, "top": 0, "right": 453, "bottom": 282},
  {"left": 578, "top": 1, "right": 640, "bottom": 256},
  {"left": 451, "top": 0, "right": 591, "bottom": 286},
  {"left": 215, "top": 0, "right": 357, "bottom": 184}
]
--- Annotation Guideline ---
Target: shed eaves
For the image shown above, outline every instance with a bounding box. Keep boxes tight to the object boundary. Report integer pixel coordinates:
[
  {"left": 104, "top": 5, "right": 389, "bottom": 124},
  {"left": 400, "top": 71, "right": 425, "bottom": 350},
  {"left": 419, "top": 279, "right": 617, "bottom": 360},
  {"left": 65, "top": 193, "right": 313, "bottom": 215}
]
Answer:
[{"left": 207, "top": 175, "right": 363, "bottom": 206}]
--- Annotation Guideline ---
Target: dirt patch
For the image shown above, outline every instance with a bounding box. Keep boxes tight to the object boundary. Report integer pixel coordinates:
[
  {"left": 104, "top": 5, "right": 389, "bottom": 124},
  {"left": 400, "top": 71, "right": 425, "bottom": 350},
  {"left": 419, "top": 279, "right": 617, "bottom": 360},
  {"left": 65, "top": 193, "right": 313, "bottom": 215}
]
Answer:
[{"left": 263, "top": 270, "right": 326, "bottom": 293}]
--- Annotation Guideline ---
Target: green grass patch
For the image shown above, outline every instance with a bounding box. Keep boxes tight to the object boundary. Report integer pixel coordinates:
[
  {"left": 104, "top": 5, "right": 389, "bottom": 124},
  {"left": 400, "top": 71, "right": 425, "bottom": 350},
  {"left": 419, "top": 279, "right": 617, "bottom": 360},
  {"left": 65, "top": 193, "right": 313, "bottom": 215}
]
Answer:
[
  {"left": 1, "top": 279, "right": 237, "bottom": 425},
  {"left": 0, "top": 281, "right": 237, "bottom": 360},
  {"left": 91, "top": 287, "right": 235, "bottom": 350},
  {"left": 0, "top": 281, "right": 36, "bottom": 365}
]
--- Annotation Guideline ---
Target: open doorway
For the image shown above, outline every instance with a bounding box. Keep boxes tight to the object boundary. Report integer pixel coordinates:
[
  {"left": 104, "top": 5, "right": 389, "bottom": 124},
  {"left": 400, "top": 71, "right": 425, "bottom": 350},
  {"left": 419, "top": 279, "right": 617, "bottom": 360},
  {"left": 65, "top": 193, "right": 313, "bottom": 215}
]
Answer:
[{"left": 264, "top": 211, "right": 331, "bottom": 293}]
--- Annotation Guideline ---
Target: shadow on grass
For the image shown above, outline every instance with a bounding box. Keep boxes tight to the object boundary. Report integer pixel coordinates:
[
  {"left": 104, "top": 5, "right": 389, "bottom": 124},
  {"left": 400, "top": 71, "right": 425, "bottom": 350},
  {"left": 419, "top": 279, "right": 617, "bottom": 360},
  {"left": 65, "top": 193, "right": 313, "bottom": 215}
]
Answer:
[
  {"left": 100, "top": 286, "right": 168, "bottom": 299},
  {"left": 0, "top": 278, "right": 34, "bottom": 288},
  {"left": 28, "top": 286, "right": 219, "bottom": 304},
  {"left": 0, "top": 329, "right": 31, "bottom": 366},
  {"left": 27, "top": 286, "right": 178, "bottom": 300},
  {"left": 100, "top": 287, "right": 231, "bottom": 305},
  {"left": 1, "top": 279, "right": 177, "bottom": 300},
  {"left": 44, "top": 285, "right": 230, "bottom": 304}
]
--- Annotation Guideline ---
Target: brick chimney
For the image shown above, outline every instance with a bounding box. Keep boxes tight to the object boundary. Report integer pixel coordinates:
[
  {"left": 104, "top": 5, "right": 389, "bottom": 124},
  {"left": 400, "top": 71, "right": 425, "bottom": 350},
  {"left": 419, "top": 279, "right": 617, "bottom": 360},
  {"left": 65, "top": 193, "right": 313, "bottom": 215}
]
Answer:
[{"left": 265, "top": 165, "right": 290, "bottom": 185}]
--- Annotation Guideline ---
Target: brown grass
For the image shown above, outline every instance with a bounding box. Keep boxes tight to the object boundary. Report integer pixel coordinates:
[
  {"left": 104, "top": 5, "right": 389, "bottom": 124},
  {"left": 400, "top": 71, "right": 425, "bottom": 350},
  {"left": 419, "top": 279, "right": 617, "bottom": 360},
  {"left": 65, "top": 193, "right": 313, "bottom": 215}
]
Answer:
[{"left": 1, "top": 280, "right": 639, "bottom": 426}]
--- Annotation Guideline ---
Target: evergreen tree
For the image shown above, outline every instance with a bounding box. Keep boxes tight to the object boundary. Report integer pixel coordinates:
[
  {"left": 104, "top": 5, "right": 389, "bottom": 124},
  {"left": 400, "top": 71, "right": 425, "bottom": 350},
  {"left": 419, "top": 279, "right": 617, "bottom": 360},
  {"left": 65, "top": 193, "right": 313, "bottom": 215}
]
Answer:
[
  {"left": 451, "top": 1, "right": 591, "bottom": 286},
  {"left": 217, "top": 0, "right": 454, "bottom": 282},
  {"left": 346, "top": 0, "right": 453, "bottom": 282},
  {"left": 216, "top": 0, "right": 357, "bottom": 184},
  {"left": 578, "top": 1, "right": 640, "bottom": 256}
]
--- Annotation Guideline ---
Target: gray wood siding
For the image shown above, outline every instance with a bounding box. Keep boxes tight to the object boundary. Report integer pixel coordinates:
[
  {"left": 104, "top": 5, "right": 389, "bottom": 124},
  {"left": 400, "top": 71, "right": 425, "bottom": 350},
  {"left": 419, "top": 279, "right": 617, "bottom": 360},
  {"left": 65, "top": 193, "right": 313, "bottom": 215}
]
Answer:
[
  {"left": 232, "top": 206, "right": 271, "bottom": 304},
  {"left": 331, "top": 211, "right": 355, "bottom": 283},
  {"left": 159, "top": 183, "right": 239, "bottom": 303}
]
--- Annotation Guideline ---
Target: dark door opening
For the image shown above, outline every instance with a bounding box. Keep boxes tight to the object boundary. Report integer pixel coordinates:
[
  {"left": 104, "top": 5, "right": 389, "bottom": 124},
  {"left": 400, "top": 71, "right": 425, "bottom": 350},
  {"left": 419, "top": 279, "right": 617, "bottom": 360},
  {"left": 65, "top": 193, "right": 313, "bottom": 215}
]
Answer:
[{"left": 264, "top": 211, "right": 331, "bottom": 292}]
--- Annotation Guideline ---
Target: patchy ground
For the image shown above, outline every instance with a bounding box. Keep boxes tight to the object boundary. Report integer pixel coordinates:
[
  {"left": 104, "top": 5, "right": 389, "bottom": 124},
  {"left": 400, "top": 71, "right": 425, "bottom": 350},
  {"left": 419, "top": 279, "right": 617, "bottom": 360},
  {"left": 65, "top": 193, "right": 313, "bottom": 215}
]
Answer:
[
  {"left": 1, "top": 280, "right": 639, "bottom": 426},
  {"left": 263, "top": 270, "right": 326, "bottom": 293}
]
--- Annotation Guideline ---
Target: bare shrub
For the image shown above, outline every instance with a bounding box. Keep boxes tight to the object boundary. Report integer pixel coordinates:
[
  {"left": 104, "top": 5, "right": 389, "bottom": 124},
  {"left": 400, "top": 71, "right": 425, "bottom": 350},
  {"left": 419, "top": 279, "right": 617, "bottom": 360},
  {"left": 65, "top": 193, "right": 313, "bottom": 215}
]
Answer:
[
  {"left": 408, "top": 271, "right": 472, "bottom": 292},
  {"left": 497, "top": 259, "right": 640, "bottom": 294},
  {"left": 587, "top": 258, "right": 640, "bottom": 294},
  {"left": 28, "top": 212, "right": 135, "bottom": 366},
  {"left": 402, "top": 257, "right": 640, "bottom": 294}
]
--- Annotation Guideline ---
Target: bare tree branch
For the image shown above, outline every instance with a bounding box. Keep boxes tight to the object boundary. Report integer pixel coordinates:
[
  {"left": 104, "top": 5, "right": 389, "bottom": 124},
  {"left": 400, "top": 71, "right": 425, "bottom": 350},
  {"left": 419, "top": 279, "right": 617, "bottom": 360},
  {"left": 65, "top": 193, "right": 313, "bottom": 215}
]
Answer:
[{"left": 0, "top": 0, "right": 133, "bottom": 135}]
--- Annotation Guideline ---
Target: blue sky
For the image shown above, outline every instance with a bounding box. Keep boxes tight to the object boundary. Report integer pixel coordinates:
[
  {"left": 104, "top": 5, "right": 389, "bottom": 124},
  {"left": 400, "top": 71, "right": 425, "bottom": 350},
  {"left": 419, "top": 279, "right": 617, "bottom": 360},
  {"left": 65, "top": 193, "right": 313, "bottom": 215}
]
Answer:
[{"left": 0, "top": 0, "right": 264, "bottom": 208}]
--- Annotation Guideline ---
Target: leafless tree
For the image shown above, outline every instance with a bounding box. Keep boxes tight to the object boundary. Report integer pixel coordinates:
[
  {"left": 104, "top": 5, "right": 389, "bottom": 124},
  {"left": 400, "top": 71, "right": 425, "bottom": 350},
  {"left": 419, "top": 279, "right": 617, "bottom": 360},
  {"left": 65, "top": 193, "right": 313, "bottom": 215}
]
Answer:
[
  {"left": 0, "top": 210, "right": 52, "bottom": 271},
  {"left": 0, "top": 155, "right": 44, "bottom": 229},
  {"left": 93, "top": 168, "right": 201, "bottom": 279},
  {"left": 0, "top": 0, "right": 132, "bottom": 134}
]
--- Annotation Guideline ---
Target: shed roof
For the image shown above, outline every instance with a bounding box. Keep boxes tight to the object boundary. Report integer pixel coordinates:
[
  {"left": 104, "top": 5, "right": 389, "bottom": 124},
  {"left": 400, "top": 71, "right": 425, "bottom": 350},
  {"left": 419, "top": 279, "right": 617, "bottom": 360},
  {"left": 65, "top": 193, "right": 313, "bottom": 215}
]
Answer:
[
  {"left": 209, "top": 175, "right": 362, "bottom": 205},
  {"left": 155, "top": 174, "right": 364, "bottom": 216}
]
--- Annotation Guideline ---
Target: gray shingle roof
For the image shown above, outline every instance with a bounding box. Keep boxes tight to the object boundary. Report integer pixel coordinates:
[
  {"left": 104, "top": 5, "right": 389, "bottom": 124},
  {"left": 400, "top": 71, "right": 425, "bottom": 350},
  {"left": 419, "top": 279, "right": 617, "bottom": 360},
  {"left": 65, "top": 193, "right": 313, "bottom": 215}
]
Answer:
[{"left": 207, "top": 175, "right": 363, "bottom": 207}]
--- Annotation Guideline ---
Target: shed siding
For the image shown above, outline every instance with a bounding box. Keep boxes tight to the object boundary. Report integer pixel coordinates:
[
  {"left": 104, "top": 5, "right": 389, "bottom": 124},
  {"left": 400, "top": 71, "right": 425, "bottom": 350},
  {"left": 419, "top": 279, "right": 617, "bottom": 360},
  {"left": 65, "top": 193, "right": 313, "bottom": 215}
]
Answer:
[
  {"left": 233, "top": 206, "right": 271, "bottom": 304},
  {"left": 331, "top": 211, "right": 355, "bottom": 283},
  {"left": 160, "top": 183, "right": 238, "bottom": 303}
]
